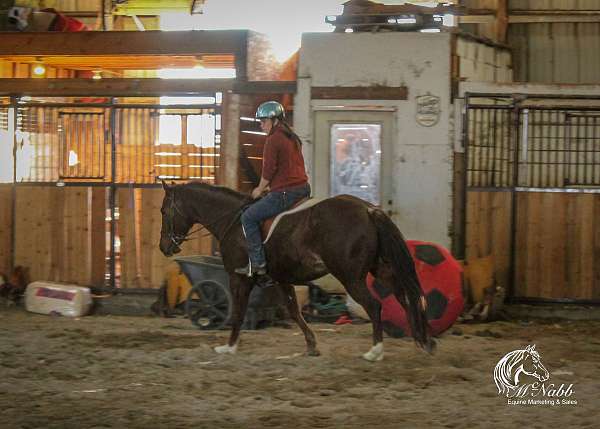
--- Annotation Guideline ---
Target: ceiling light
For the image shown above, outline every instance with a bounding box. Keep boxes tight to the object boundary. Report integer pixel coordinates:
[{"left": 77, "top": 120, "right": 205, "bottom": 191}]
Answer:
[
  {"left": 33, "top": 62, "right": 45, "bottom": 76},
  {"left": 397, "top": 17, "right": 417, "bottom": 24},
  {"left": 92, "top": 70, "right": 102, "bottom": 80}
]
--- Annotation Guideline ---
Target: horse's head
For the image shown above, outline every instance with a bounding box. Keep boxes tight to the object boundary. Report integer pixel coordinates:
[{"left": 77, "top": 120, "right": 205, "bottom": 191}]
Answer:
[
  {"left": 159, "top": 181, "right": 193, "bottom": 257},
  {"left": 520, "top": 344, "right": 549, "bottom": 383}
]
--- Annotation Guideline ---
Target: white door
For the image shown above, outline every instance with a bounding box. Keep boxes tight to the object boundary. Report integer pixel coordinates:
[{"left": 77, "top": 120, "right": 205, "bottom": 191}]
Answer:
[{"left": 314, "top": 110, "right": 395, "bottom": 215}]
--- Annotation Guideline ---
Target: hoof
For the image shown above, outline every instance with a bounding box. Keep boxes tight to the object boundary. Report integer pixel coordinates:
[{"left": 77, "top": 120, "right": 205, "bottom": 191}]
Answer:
[
  {"left": 214, "top": 343, "right": 237, "bottom": 354},
  {"left": 306, "top": 349, "right": 321, "bottom": 357},
  {"left": 362, "top": 342, "right": 384, "bottom": 362}
]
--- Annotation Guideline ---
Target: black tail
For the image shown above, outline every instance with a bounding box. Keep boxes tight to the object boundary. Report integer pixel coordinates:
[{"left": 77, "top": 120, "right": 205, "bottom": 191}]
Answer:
[{"left": 369, "top": 208, "right": 436, "bottom": 354}]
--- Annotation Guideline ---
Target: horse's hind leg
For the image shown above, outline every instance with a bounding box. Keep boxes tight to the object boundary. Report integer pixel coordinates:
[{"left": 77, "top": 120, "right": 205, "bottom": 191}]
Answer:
[
  {"left": 280, "top": 283, "right": 320, "bottom": 356},
  {"left": 333, "top": 273, "right": 384, "bottom": 362},
  {"left": 214, "top": 276, "right": 252, "bottom": 354}
]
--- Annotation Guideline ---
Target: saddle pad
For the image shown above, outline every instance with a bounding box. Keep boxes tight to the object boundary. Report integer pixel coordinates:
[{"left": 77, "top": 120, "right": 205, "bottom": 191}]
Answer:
[{"left": 262, "top": 197, "right": 323, "bottom": 243}]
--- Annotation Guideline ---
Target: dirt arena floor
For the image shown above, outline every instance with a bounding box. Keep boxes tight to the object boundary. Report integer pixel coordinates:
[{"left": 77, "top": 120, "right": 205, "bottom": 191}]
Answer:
[{"left": 1, "top": 306, "right": 598, "bottom": 429}]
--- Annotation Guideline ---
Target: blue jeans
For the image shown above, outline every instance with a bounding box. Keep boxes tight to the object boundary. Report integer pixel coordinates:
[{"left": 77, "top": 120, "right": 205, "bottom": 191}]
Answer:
[{"left": 241, "top": 183, "right": 310, "bottom": 267}]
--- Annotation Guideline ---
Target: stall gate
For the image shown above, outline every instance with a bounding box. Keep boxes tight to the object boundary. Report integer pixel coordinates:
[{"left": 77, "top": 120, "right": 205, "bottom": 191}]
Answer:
[
  {"left": 464, "top": 94, "right": 600, "bottom": 302},
  {"left": 0, "top": 97, "right": 221, "bottom": 289}
]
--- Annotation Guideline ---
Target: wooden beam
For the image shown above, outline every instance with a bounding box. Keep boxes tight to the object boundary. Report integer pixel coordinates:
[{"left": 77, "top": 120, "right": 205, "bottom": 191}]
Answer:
[
  {"left": 461, "top": 11, "right": 600, "bottom": 24},
  {"left": 0, "top": 78, "right": 235, "bottom": 96},
  {"left": 0, "top": 30, "right": 248, "bottom": 57},
  {"left": 0, "top": 78, "right": 296, "bottom": 97},
  {"left": 496, "top": 0, "right": 508, "bottom": 44},
  {"left": 508, "top": 13, "right": 600, "bottom": 23},
  {"left": 311, "top": 86, "right": 407, "bottom": 100},
  {"left": 235, "top": 81, "right": 297, "bottom": 94}
]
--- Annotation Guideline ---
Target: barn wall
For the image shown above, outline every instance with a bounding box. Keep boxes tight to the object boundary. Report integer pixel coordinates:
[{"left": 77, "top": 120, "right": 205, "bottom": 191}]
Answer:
[
  {"left": 465, "top": 190, "right": 512, "bottom": 291},
  {"left": 6, "top": 185, "right": 212, "bottom": 289},
  {"left": 508, "top": 0, "right": 600, "bottom": 83},
  {"left": 297, "top": 32, "right": 507, "bottom": 248},
  {"left": 466, "top": 190, "right": 600, "bottom": 300},
  {"left": 455, "top": 36, "right": 513, "bottom": 82},
  {"left": 514, "top": 191, "right": 600, "bottom": 300},
  {"left": 13, "top": 186, "right": 105, "bottom": 286}
]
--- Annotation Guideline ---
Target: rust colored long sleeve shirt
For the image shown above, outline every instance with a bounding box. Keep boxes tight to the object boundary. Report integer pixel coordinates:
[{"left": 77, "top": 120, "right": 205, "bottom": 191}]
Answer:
[{"left": 261, "top": 126, "right": 308, "bottom": 192}]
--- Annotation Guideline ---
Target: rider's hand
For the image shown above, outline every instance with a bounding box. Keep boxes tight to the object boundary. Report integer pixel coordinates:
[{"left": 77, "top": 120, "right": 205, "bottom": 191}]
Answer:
[{"left": 251, "top": 187, "right": 263, "bottom": 199}]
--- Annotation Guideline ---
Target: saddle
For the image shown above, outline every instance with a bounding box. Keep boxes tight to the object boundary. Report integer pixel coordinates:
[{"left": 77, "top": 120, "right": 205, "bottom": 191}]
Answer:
[{"left": 261, "top": 197, "right": 322, "bottom": 243}]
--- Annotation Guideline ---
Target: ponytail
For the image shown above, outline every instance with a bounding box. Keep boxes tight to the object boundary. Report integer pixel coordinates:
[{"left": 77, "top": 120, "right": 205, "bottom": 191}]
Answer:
[{"left": 277, "top": 119, "right": 303, "bottom": 148}]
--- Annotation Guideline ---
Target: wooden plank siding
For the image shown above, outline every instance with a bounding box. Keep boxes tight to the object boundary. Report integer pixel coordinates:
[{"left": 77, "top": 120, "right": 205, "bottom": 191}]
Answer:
[
  {"left": 13, "top": 186, "right": 105, "bottom": 286},
  {"left": 468, "top": 189, "right": 600, "bottom": 300},
  {"left": 465, "top": 190, "right": 512, "bottom": 291}
]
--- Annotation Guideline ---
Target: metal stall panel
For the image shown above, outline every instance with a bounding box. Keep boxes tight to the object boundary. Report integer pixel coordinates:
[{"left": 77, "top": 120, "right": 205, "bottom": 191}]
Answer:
[
  {"left": 15, "top": 106, "right": 60, "bottom": 182},
  {"left": 114, "top": 106, "right": 220, "bottom": 184},
  {"left": 465, "top": 101, "right": 515, "bottom": 297},
  {"left": 465, "top": 95, "right": 600, "bottom": 302},
  {"left": 58, "top": 110, "right": 107, "bottom": 180}
]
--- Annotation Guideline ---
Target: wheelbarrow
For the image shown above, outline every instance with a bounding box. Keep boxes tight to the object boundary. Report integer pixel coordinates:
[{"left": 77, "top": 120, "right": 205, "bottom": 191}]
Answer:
[
  {"left": 173, "top": 255, "right": 286, "bottom": 330},
  {"left": 173, "top": 255, "right": 232, "bottom": 330}
]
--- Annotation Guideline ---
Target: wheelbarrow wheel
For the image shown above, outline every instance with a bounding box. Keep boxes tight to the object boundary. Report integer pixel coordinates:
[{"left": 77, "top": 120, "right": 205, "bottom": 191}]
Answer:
[{"left": 185, "top": 280, "right": 232, "bottom": 330}]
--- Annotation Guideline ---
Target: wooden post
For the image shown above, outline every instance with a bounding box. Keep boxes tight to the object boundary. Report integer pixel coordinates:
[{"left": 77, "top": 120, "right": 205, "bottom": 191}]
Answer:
[
  {"left": 496, "top": 0, "right": 508, "bottom": 44},
  {"left": 90, "top": 187, "right": 106, "bottom": 287},
  {"left": 221, "top": 93, "right": 240, "bottom": 188}
]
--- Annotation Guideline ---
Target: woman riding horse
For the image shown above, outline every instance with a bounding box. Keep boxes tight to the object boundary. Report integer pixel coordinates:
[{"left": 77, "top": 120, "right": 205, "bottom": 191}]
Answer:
[
  {"left": 159, "top": 109, "right": 435, "bottom": 361},
  {"left": 235, "top": 101, "right": 310, "bottom": 283}
]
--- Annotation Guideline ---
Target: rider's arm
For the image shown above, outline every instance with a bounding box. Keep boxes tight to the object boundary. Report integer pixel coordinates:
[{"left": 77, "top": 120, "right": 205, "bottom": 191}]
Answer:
[
  {"left": 254, "top": 136, "right": 279, "bottom": 198},
  {"left": 253, "top": 176, "right": 271, "bottom": 198}
]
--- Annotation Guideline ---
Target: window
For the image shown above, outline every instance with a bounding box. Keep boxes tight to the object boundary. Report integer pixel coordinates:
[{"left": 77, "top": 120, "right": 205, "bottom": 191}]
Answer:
[{"left": 330, "top": 123, "right": 382, "bottom": 205}]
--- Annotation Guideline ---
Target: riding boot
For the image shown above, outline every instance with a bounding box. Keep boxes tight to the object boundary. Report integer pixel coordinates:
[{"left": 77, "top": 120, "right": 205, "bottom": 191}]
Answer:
[{"left": 254, "top": 273, "right": 276, "bottom": 289}]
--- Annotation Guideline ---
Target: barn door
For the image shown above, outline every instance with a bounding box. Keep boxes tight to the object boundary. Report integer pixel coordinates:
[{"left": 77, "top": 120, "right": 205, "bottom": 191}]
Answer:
[{"left": 314, "top": 111, "right": 394, "bottom": 215}]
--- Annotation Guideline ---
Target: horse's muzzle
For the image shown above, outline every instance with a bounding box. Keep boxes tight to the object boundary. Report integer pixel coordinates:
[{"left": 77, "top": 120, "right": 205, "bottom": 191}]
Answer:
[{"left": 160, "top": 241, "right": 182, "bottom": 257}]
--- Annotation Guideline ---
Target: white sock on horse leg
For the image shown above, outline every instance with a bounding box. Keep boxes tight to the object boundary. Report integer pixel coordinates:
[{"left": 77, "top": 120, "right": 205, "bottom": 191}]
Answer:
[
  {"left": 214, "top": 342, "right": 238, "bottom": 354},
  {"left": 362, "top": 342, "right": 384, "bottom": 362}
]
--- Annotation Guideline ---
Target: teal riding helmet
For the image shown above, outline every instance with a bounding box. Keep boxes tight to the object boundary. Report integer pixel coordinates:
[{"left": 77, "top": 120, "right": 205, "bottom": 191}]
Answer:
[{"left": 255, "top": 101, "right": 285, "bottom": 120}]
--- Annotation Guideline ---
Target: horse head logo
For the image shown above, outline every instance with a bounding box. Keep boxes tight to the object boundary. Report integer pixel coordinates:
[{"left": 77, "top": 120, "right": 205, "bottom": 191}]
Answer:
[{"left": 493, "top": 344, "right": 550, "bottom": 395}]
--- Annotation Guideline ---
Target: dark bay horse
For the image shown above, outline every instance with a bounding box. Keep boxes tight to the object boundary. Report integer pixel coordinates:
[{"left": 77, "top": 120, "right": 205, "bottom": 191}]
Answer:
[{"left": 159, "top": 182, "right": 435, "bottom": 361}]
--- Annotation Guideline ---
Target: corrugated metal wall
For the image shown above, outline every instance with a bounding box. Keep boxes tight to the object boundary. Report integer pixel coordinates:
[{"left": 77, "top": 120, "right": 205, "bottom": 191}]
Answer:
[{"left": 509, "top": 0, "right": 600, "bottom": 83}]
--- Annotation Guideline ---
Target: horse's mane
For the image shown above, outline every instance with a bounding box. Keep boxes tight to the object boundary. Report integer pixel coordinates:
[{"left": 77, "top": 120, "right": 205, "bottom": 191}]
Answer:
[
  {"left": 179, "top": 181, "right": 252, "bottom": 204},
  {"left": 494, "top": 349, "right": 527, "bottom": 394}
]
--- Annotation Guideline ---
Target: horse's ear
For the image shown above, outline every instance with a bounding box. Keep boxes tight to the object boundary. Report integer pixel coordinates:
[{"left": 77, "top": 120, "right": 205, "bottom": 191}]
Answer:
[{"left": 161, "top": 179, "right": 169, "bottom": 191}]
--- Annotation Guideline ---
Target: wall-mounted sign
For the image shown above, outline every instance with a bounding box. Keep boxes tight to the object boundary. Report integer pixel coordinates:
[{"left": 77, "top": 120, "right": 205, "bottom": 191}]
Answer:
[{"left": 416, "top": 94, "right": 441, "bottom": 127}]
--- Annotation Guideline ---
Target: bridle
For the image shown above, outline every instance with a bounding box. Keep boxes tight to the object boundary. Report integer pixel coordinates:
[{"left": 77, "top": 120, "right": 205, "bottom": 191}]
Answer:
[
  {"left": 165, "top": 190, "right": 195, "bottom": 251},
  {"left": 164, "top": 188, "right": 248, "bottom": 251}
]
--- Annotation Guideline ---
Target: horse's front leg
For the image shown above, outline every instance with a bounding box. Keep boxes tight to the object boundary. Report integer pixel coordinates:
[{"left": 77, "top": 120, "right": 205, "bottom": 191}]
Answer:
[
  {"left": 214, "top": 276, "right": 252, "bottom": 354},
  {"left": 281, "top": 283, "right": 320, "bottom": 356}
]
